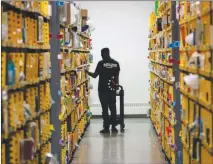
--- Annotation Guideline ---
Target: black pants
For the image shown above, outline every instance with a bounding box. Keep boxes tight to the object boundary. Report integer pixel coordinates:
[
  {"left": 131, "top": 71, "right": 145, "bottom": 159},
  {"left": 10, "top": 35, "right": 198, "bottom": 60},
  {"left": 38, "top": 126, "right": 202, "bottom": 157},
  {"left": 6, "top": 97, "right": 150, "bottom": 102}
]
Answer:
[{"left": 98, "top": 91, "right": 117, "bottom": 128}]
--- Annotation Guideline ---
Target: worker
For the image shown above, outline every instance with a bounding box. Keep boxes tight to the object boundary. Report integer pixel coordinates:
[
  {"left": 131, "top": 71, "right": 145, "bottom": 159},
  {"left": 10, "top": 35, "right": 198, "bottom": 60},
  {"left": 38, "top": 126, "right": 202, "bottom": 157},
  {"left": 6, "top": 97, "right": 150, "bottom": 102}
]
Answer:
[{"left": 85, "top": 48, "right": 120, "bottom": 133}]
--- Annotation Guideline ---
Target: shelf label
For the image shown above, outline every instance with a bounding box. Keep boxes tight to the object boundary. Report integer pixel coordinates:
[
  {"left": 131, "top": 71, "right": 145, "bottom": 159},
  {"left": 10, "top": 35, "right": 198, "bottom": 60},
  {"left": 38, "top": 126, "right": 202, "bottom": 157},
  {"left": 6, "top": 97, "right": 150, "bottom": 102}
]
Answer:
[
  {"left": 171, "top": 77, "right": 175, "bottom": 82},
  {"left": 57, "top": 54, "right": 62, "bottom": 59},
  {"left": 175, "top": 82, "right": 180, "bottom": 89},
  {"left": 59, "top": 114, "right": 63, "bottom": 121},
  {"left": 58, "top": 90, "right": 62, "bottom": 96},
  {"left": 49, "top": 124, "right": 55, "bottom": 131}
]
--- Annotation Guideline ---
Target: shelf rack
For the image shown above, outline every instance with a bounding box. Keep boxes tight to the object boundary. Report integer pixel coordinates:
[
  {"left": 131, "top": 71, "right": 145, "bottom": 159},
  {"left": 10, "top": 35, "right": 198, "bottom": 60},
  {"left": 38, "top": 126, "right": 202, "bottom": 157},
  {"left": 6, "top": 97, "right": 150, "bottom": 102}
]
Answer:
[
  {"left": 50, "top": 1, "right": 92, "bottom": 163},
  {"left": 149, "top": 1, "right": 182, "bottom": 164},
  {"left": 149, "top": 1, "right": 213, "bottom": 164},
  {"left": 178, "top": 1, "right": 213, "bottom": 164},
  {"left": 1, "top": 1, "right": 52, "bottom": 164},
  {"left": 1, "top": 1, "right": 92, "bottom": 164}
]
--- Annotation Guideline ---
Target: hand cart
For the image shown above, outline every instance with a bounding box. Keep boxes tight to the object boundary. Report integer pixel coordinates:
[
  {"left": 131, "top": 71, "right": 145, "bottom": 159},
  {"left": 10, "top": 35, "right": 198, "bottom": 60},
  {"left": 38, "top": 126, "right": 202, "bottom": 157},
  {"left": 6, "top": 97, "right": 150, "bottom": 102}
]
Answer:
[{"left": 115, "top": 85, "right": 125, "bottom": 132}]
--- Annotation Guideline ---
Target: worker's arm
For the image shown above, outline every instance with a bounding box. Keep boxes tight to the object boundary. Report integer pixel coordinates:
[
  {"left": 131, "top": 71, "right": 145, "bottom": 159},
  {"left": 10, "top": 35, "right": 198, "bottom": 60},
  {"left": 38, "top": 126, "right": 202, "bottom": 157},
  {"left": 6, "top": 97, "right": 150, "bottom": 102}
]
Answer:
[
  {"left": 115, "top": 62, "right": 120, "bottom": 89},
  {"left": 85, "top": 62, "right": 101, "bottom": 78},
  {"left": 115, "top": 71, "right": 119, "bottom": 85}
]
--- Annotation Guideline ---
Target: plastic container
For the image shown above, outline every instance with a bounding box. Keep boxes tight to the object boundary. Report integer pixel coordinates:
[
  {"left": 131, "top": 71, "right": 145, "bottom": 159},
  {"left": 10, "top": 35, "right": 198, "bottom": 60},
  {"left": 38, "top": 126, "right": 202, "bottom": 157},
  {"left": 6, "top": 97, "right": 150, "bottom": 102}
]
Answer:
[{"left": 7, "top": 56, "right": 16, "bottom": 85}]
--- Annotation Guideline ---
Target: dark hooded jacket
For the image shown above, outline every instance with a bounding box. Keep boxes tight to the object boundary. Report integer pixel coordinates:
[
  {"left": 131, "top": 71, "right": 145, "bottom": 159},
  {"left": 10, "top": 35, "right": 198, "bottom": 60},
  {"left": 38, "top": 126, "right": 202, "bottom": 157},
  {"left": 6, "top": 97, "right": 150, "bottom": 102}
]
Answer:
[{"left": 87, "top": 48, "right": 120, "bottom": 92}]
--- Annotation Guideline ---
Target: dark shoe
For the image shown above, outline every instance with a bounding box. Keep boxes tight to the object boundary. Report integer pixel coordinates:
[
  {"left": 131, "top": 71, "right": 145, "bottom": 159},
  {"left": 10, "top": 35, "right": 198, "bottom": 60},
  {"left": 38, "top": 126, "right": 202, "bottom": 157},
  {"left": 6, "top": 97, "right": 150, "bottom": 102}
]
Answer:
[
  {"left": 111, "top": 127, "right": 118, "bottom": 133},
  {"left": 100, "top": 128, "right": 110, "bottom": 134}
]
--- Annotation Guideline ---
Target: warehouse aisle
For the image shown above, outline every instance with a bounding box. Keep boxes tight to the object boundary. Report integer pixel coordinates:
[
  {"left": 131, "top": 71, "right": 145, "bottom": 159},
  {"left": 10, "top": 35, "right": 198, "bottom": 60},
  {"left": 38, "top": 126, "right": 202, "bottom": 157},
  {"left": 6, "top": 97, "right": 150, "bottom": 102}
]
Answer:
[{"left": 72, "top": 118, "right": 167, "bottom": 164}]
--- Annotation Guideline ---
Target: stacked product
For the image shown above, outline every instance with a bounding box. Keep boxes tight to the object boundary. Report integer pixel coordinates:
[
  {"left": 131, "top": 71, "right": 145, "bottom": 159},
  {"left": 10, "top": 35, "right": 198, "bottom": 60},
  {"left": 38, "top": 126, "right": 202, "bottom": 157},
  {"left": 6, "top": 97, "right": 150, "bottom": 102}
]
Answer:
[
  {"left": 178, "top": 1, "right": 213, "bottom": 164},
  {"left": 56, "top": 2, "right": 93, "bottom": 163},
  {"left": 149, "top": 1, "right": 177, "bottom": 163},
  {"left": 1, "top": 1, "right": 93, "bottom": 164},
  {"left": 149, "top": 1, "right": 213, "bottom": 164},
  {"left": 1, "top": 1, "right": 52, "bottom": 164}
]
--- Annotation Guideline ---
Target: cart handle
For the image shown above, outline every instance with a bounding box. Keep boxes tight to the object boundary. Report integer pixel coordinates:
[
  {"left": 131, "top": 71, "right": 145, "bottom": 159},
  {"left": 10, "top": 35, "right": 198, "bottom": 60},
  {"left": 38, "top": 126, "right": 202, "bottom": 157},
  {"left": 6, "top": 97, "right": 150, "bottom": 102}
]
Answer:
[{"left": 116, "top": 84, "right": 123, "bottom": 91}]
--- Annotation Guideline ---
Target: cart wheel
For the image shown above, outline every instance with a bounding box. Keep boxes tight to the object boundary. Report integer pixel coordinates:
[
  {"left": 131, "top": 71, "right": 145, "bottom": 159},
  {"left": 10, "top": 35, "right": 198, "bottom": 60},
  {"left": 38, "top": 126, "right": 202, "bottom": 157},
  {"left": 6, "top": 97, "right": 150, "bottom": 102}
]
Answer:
[{"left": 120, "top": 124, "right": 125, "bottom": 132}]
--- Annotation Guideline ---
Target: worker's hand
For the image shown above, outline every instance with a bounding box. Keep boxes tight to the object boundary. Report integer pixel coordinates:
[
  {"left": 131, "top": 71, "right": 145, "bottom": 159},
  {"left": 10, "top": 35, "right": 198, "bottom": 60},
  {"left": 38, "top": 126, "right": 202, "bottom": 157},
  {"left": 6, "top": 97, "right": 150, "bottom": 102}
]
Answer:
[
  {"left": 116, "top": 84, "right": 119, "bottom": 90},
  {"left": 85, "top": 69, "right": 89, "bottom": 74},
  {"left": 84, "top": 66, "right": 89, "bottom": 73}
]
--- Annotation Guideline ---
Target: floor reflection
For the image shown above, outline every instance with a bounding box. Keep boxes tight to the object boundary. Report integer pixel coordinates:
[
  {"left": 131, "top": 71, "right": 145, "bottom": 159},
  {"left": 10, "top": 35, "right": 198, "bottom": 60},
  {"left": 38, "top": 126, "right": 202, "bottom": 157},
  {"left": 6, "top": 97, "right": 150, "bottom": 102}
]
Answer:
[{"left": 72, "top": 118, "right": 167, "bottom": 164}]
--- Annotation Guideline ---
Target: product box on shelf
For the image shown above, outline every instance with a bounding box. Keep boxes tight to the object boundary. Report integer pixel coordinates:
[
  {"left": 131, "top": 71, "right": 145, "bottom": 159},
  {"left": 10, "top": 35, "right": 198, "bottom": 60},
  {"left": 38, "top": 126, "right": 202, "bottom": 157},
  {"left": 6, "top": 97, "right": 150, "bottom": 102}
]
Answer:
[{"left": 66, "top": 3, "right": 71, "bottom": 26}]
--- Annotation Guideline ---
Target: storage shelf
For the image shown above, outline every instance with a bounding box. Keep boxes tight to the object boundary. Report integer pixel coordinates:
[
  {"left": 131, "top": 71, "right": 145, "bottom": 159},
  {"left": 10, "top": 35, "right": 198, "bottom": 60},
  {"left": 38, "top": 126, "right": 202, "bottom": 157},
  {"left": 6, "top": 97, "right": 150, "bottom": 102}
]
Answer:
[
  {"left": 61, "top": 64, "right": 90, "bottom": 74},
  {"left": 179, "top": 8, "right": 212, "bottom": 25},
  {"left": 1, "top": 1, "right": 50, "bottom": 21},
  {"left": 148, "top": 2, "right": 213, "bottom": 164},
  {"left": 2, "top": 107, "right": 51, "bottom": 140},
  {"left": 1, "top": 44, "right": 51, "bottom": 51},
  {"left": 58, "top": 7, "right": 92, "bottom": 163},
  {"left": 77, "top": 32, "right": 90, "bottom": 39},
  {"left": 202, "top": 142, "right": 213, "bottom": 155},
  {"left": 60, "top": 46, "right": 90, "bottom": 53},
  {"left": 180, "top": 67, "right": 213, "bottom": 80},
  {"left": 150, "top": 71, "right": 173, "bottom": 85},
  {"left": 1, "top": 75, "right": 51, "bottom": 92},
  {"left": 1, "top": 1, "right": 92, "bottom": 163},
  {"left": 149, "top": 25, "right": 172, "bottom": 41},
  {"left": 180, "top": 45, "right": 212, "bottom": 52},
  {"left": 161, "top": 112, "right": 175, "bottom": 127},
  {"left": 150, "top": 59, "right": 172, "bottom": 67},
  {"left": 181, "top": 89, "right": 213, "bottom": 113},
  {"left": 149, "top": 48, "right": 172, "bottom": 53},
  {"left": 198, "top": 98, "right": 212, "bottom": 111}
]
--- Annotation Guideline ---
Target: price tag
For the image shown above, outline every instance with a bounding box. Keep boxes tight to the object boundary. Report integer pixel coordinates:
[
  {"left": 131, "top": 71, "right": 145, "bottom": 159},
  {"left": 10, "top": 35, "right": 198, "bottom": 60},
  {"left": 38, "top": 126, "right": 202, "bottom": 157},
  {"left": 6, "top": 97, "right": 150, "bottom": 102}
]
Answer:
[
  {"left": 59, "top": 114, "right": 63, "bottom": 121},
  {"left": 171, "top": 77, "right": 175, "bottom": 82},
  {"left": 57, "top": 54, "right": 62, "bottom": 59},
  {"left": 58, "top": 90, "right": 62, "bottom": 96},
  {"left": 49, "top": 125, "right": 55, "bottom": 131},
  {"left": 175, "top": 82, "right": 180, "bottom": 89}
]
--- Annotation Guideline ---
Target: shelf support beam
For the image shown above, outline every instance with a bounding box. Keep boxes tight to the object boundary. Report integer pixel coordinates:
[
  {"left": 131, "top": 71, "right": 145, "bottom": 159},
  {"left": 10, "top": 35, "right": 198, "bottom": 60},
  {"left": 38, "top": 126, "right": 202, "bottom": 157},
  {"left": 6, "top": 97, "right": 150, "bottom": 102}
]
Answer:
[
  {"left": 171, "top": 1, "right": 183, "bottom": 164},
  {"left": 50, "top": 1, "right": 61, "bottom": 162}
]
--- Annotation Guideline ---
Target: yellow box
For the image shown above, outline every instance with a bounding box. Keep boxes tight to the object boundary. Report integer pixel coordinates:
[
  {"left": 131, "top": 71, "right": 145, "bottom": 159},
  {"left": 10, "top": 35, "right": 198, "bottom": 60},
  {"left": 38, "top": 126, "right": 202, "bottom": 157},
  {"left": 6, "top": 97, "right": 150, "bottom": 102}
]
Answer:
[
  {"left": 1, "top": 143, "right": 5, "bottom": 164},
  {"left": 26, "top": 87, "right": 39, "bottom": 117},
  {"left": 26, "top": 53, "right": 38, "bottom": 82},
  {"left": 1, "top": 52, "right": 6, "bottom": 87},
  {"left": 180, "top": 23, "right": 187, "bottom": 48},
  {"left": 18, "top": 91, "right": 24, "bottom": 125},
  {"left": 199, "top": 51, "right": 211, "bottom": 75},
  {"left": 189, "top": 100, "right": 198, "bottom": 125},
  {"left": 181, "top": 94, "right": 189, "bottom": 124},
  {"left": 201, "top": 12, "right": 211, "bottom": 46},
  {"left": 180, "top": 52, "right": 188, "bottom": 69},
  {"left": 199, "top": 78, "right": 212, "bottom": 109},
  {"left": 40, "top": 142, "right": 51, "bottom": 164},
  {"left": 201, "top": 147, "right": 213, "bottom": 164},
  {"left": 183, "top": 146, "right": 190, "bottom": 164},
  {"left": 9, "top": 130, "right": 24, "bottom": 164},
  {"left": 201, "top": 107, "right": 212, "bottom": 151}
]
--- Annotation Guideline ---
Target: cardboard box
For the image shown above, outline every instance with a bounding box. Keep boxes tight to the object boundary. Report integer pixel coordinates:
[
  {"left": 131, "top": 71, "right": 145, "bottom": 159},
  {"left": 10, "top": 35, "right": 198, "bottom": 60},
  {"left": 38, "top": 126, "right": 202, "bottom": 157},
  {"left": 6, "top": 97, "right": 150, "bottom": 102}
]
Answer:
[
  {"left": 66, "top": 3, "right": 71, "bottom": 25},
  {"left": 81, "top": 9, "right": 88, "bottom": 18}
]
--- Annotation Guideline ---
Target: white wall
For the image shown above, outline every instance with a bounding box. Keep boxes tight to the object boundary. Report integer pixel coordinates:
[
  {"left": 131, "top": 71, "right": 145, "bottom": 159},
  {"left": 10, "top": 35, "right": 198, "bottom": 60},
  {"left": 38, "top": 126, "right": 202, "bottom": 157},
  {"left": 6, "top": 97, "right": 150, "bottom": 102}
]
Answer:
[{"left": 77, "top": 1, "right": 154, "bottom": 115}]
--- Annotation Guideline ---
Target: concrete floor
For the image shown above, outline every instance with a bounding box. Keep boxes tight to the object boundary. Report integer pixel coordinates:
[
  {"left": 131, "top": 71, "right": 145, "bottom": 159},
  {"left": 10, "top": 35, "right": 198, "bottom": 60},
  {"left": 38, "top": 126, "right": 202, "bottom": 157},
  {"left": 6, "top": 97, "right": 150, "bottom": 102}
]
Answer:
[{"left": 72, "top": 118, "right": 167, "bottom": 164}]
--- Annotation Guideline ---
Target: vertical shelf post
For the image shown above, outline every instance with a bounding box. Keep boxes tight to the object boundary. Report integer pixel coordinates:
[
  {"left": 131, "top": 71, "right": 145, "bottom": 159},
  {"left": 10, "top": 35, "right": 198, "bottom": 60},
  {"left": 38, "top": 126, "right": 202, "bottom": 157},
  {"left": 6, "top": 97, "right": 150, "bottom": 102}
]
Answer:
[
  {"left": 50, "top": 1, "right": 61, "bottom": 162},
  {"left": 171, "top": 1, "right": 183, "bottom": 164}
]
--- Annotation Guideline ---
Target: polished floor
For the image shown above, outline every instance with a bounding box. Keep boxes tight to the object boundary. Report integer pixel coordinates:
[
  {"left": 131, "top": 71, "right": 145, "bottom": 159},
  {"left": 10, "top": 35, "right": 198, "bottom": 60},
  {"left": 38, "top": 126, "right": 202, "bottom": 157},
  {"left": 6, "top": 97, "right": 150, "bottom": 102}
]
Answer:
[{"left": 72, "top": 118, "right": 168, "bottom": 164}]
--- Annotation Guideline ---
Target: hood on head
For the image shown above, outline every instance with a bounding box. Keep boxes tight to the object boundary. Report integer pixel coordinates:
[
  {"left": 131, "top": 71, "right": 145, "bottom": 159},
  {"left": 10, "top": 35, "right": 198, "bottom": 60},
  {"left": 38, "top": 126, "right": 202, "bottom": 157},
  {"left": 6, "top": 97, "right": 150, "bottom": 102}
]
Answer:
[{"left": 101, "top": 48, "right": 110, "bottom": 61}]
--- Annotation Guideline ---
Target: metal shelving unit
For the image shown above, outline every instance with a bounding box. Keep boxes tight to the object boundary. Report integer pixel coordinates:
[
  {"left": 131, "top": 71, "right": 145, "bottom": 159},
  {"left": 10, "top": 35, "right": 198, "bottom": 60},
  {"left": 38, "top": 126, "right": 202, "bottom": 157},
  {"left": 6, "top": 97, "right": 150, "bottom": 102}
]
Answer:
[
  {"left": 50, "top": 1, "right": 92, "bottom": 163},
  {"left": 1, "top": 1, "right": 92, "bottom": 163},
  {"left": 149, "top": 1, "right": 182, "bottom": 164},
  {"left": 149, "top": 1, "right": 213, "bottom": 164}
]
